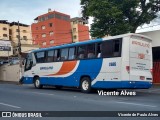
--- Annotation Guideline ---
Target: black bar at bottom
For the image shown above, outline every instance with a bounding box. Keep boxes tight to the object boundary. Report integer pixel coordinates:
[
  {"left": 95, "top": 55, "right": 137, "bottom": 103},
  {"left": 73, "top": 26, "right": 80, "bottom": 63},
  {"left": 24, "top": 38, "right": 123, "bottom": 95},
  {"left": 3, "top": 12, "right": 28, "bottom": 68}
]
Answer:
[{"left": 0, "top": 111, "right": 159, "bottom": 117}]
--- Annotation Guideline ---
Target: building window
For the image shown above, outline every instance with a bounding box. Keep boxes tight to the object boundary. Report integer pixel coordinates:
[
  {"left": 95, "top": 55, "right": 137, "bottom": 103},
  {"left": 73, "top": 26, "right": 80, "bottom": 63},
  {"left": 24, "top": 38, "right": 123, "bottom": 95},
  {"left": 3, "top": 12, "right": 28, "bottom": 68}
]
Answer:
[
  {"left": 23, "top": 36, "right": 27, "bottom": 40},
  {"left": 50, "top": 40, "right": 54, "bottom": 44},
  {"left": 73, "top": 21, "right": 77, "bottom": 24},
  {"left": 42, "top": 34, "right": 46, "bottom": 38},
  {"left": 3, "top": 27, "right": 7, "bottom": 31},
  {"left": 16, "top": 29, "right": 19, "bottom": 32},
  {"left": 49, "top": 23, "right": 53, "bottom": 27},
  {"left": 49, "top": 31, "right": 54, "bottom": 36},
  {"left": 16, "top": 35, "right": 19, "bottom": 38},
  {"left": 48, "top": 14, "right": 54, "bottom": 19},
  {"left": 23, "top": 30, "right": 27, "bottom": 33},
  {"left": 73, "top": 35, "right": 77, "bottom": 39},
  {"left": 73, "top": 28, "right": 76, "bottom": 33},
  {"left": 9, "top": 29, "right": 12, "bottom": 35},
  {"left": 42, "top": 41, "right": 46, "bottom": 46},
  {"left": 41, "top": 25, "right": 46, "bottom": 30},
  {"left": 45, "top": 16, "right": 48, "bottom": 20},
  {"left": 3, "top": 34, "right": 8, "bottom": 37},
  {"left": 55, "top": 14, "right": 62, "bottom": 19}
]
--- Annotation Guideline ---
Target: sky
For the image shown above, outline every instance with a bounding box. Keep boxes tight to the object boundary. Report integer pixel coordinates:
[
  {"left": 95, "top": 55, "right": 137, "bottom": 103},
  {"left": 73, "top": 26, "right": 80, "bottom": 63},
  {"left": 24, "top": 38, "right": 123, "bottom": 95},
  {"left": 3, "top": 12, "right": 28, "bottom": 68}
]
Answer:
[
  {"left": 0, "top": 0, "right": 82, "bottom": 25},
  {"left": 0, "top": 0, "right": 159, "bottom": 33}
]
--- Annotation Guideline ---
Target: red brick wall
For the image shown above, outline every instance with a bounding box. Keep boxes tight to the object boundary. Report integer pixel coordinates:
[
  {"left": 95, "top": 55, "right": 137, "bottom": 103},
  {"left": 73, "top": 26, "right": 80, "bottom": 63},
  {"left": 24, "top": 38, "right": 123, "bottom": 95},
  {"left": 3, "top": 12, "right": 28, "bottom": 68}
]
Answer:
[
  {"left": 78, "top": 24, "right": 90, "bottom": 42},
  {"left": 153, "top": 61, "right": 160, "bottom": 83}
]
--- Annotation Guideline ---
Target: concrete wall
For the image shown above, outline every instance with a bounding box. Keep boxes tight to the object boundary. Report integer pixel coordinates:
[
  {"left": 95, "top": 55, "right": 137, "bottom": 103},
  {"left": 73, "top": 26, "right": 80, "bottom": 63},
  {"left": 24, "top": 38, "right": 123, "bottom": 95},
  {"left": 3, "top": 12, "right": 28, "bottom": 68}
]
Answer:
[
  {"left": 139, "top": 30, "right": 160, "bottom": 47},
  {"left": 0, "top": 64, "right": 20, "bottom": 82}
]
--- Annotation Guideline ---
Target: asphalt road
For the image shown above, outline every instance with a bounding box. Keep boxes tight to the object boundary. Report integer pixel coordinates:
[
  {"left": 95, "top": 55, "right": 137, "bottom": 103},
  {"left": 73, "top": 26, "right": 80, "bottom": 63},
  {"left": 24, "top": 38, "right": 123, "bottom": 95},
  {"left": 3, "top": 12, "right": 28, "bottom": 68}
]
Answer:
[{"left": 0, "top": 83, "right": 160, "bottom": 120}]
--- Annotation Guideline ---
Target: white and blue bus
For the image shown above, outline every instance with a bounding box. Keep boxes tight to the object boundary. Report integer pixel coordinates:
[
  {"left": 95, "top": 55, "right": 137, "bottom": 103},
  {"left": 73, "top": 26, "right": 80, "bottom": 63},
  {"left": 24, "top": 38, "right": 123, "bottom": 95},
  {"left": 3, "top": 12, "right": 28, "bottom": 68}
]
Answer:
[{"left": 21, "top": 33, "right": 153, "bottom": 93}]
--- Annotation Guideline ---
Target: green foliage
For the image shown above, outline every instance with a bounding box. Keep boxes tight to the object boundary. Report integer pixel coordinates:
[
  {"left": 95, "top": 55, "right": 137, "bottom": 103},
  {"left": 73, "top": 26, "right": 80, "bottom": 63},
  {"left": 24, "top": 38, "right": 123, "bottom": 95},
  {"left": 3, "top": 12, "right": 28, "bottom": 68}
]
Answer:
[{"left": 80, "top": 0, "right": 159, "bottom": 37}]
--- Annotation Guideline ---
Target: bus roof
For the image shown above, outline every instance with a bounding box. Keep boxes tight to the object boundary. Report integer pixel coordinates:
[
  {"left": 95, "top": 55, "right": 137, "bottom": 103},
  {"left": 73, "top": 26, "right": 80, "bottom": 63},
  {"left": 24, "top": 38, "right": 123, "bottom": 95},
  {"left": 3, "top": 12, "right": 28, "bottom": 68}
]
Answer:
[
  {"left": 32, "top": 33, "right": 152, "bottom": 53},
  {"left": 32, "top": 38, "right": 102, "bottom": 53},
  {"left": 103, "top": 33, "right": 152, "bottom": 41}
]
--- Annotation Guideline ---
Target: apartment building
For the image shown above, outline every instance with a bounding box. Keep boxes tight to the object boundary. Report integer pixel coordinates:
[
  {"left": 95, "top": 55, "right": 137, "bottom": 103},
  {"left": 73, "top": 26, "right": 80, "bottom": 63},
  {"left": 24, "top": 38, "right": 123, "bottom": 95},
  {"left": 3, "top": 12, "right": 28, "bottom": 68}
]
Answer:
[
  {"left": 32, "top": 9, "right": 90, "bottom": 48},
  {"left": 70, "top": 17, "right": 90, "bottom": 42},
  {"left": 0, "top": 20, "right": 13, "bottom": 59},
  {"left": 32, "top": 10, "right": 72, "bottom": 48},
  {"left": 0, "top": 20, "right": 38, "bottom": 61},
  {"left": 10, "top": 22, "right": 32, "bottom": 45}
]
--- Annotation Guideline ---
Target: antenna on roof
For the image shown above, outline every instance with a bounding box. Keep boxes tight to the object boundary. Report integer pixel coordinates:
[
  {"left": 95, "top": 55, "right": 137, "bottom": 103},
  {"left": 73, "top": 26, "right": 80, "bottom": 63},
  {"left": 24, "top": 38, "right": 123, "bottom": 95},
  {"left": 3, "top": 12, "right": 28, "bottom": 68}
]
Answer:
[{"left": 48, "top": 8, "right": 52, "bottom": 13}]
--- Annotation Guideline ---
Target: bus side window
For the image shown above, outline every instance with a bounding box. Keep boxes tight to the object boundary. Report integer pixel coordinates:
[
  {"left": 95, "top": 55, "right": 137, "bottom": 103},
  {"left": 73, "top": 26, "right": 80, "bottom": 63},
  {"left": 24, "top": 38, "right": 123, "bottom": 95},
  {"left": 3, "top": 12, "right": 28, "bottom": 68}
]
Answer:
[
  {"left": 77, "top": 46, "right": 87, "bottom": 59},
  {"left": 54, "top": 49, "right": 60, "bottom": 61},
  {"left": 101, "top": 41, "right": 113, "bottom": 58},
  {"left": 46, "top": 50, "right": 54, "bottom": 62},
  {"left": 61, "top": 48, "right": 68, "bottom": 61},
  {"left": 68, "top": 47, "right": 76, "bottom": 60},
  {"left": 35, "top": 51, "right": 45, "bottom": 63},
  {"left": 97, "top": 43, "right": 102, "bottom": 58},
  {"left": 87, "top": 44, "right": 96, "bottom": 59},
  {"left": 113, "top": 39, "right": 122, "bottom": 57}
]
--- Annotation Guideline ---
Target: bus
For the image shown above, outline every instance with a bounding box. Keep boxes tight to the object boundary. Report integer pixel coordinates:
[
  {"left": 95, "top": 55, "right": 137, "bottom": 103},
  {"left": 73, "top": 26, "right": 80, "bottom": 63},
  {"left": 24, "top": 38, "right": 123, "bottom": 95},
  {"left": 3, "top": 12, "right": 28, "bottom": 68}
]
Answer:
[{"left": 21, "top": 33, "right": 153, "bottom": 93}]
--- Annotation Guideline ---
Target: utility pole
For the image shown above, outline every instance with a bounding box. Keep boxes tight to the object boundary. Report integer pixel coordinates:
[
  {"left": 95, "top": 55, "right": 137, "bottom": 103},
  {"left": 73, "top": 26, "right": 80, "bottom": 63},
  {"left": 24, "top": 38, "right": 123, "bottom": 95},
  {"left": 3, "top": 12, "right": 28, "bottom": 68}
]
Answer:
[{"left": 17, "top": 21, "right": 22, "bottom": 81}]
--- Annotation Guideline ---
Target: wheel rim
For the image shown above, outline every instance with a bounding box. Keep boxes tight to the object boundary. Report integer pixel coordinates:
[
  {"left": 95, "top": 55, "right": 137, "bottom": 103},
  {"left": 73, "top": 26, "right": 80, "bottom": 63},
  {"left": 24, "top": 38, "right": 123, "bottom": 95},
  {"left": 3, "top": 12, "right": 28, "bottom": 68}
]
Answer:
[
  {"left": 82, "top": 80, "right": 89, "bottom": 91},
  {"left": 35, "top": 79, "right": 40, "bottom": 87}
]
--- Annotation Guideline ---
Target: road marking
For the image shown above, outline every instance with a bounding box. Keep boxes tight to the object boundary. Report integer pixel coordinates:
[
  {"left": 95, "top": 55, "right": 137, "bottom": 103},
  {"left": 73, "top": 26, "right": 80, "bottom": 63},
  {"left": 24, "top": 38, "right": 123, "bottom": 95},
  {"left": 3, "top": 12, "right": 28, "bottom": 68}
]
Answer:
[
  {"left": 116, "top": 101, "right": 157, "bottom": 108},
  {"left": 32, "top": 92, "right": 54, "bottom": 96},
  {"left": 0, "top": 102, "right": 21, "bottom": 109}
]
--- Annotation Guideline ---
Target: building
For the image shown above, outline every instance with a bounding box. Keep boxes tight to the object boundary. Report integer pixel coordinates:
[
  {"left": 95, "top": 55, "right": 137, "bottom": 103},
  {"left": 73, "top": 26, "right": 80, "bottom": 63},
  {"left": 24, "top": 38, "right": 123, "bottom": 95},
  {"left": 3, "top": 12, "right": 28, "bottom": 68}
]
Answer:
[
  {"left": 32, "top": 10, "right": 72, "bottom": 48},
  {"left": 0, "top": 20, "right": 13, "bottom": 60},
  {"left": 70, "top": 17, "right": 90, "bottom": 42},
  {"left": 10, "top": 22, "right": 32, "bottom": 45},
  {"left": 0, "top": 20, "right": 38, "bottom": 62},
  {"left": 139, "top": 30, "right": 160, "bottom": 83}
]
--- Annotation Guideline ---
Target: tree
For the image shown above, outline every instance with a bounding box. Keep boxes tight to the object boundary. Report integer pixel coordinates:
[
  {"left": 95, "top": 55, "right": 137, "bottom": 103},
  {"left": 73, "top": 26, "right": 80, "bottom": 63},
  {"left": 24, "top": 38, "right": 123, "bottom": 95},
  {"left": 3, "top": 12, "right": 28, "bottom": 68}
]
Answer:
[{"left": 80, "top": 0, "right": 160, "bottom": 37}]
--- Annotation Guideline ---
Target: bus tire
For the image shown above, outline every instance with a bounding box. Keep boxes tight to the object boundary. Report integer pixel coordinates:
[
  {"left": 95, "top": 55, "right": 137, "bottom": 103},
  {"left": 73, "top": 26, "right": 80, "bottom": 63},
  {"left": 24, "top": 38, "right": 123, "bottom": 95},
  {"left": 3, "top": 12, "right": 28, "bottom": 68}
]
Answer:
[
  {"left": 80, "top": 77, "right": 92, "bottom": 93},
  {"left": 34, "top": 77, "right": 43, "bottom": 89}
]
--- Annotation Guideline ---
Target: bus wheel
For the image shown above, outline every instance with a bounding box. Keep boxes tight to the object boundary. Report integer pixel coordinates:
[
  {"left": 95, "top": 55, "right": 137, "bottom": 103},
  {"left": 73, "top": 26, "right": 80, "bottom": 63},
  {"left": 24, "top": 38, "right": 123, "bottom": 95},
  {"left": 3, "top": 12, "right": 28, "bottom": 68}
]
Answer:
[
  {"left": 34, "top": 77, "right": 43, "bottom": 89},
  {"left": 80, "top": 77, "right": 92, "bottom": 93}
]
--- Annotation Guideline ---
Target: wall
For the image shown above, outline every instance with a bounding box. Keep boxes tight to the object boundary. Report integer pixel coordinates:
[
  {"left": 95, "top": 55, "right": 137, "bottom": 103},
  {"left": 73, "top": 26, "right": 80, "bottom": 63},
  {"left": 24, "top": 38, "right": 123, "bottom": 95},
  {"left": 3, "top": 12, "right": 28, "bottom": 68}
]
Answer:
[
  {"left": 139, "top": 30, "right": 160, "bottom": 47},
  {"left": 78, "top": 24, "right": 90, "bottom": 42},
  {"left": 139, "top": 30, "right": 160, "bottom": 83},
  {"left": 0, "top": 64, "right": 20, "bottom": 82}
]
